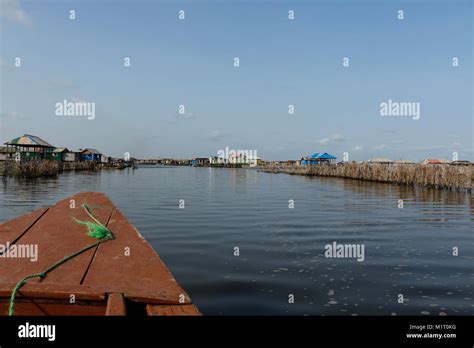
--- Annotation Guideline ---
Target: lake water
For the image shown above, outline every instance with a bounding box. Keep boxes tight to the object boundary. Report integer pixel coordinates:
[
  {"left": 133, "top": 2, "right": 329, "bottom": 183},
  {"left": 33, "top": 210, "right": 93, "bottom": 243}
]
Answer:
[{"left": 1, "top": 166, "right": 473, "bottom": 315}]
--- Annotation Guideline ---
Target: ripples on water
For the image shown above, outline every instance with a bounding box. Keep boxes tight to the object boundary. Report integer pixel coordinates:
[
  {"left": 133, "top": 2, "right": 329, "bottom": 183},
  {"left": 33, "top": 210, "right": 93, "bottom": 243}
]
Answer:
[{"left": 1, "top": 167, "right": 473, "bottom": 315}]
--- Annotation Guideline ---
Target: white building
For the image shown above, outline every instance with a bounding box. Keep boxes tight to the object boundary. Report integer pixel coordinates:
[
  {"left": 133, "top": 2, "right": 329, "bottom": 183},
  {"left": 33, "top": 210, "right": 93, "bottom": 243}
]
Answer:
[
  {"left": 367, "top": 157, "right": 393, "bottom": 164},
  {"left": 229, "top": 152, "right": 261, "bottom": 166},
  {"left": 209, "top": 156, "right": 226, "bottom": 165}
]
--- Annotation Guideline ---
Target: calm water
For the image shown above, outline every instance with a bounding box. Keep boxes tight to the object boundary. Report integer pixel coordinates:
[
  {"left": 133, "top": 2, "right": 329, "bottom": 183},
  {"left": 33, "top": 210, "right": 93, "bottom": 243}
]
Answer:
[{"left": 1, "top": 167, "right": 473, "bottom": 315}]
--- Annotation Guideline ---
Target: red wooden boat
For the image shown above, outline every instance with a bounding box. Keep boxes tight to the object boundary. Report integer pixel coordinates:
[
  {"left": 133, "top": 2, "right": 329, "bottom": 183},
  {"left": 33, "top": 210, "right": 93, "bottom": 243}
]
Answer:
[{"left": 0, "top": 192, "right": 200, "bottom": 316}]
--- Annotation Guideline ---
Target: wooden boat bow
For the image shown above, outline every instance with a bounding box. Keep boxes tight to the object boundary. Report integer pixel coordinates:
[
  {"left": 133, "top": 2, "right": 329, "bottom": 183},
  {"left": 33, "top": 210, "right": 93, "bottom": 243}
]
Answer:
[{"left": 0, "top": 192, "right": 200, "bottom": 316}]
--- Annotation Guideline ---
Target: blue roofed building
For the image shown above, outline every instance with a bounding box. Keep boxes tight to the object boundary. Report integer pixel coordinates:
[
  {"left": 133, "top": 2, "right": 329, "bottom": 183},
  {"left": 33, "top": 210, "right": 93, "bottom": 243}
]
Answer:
[
  {"left": 300, "top": 152, "right": 337, "bottom": 165},
  {"left": 80, "top": 148, "right": 103, "bottom": 162}
]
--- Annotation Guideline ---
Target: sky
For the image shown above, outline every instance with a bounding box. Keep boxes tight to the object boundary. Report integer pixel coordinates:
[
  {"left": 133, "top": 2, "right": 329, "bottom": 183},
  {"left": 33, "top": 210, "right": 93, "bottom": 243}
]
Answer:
[{"left": 0, "top": 0, "right": 472, "bottom": 161}]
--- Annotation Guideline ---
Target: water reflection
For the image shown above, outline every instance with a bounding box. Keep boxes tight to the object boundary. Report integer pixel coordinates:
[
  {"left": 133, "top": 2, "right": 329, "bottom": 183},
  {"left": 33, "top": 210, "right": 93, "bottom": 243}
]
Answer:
[{"left": 1, "top": 168, "right": 473, "bottom": 315}]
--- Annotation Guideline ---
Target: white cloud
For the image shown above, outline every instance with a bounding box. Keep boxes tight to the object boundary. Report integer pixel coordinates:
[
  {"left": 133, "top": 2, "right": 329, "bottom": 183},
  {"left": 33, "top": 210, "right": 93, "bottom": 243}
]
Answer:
[
  {"left": 375, "top": 144, "right": 387, "bottom": 150},
  {"left": 318, "top": 137, "right": 330, "bottom": 146},
  {"left": 353, "top": 145, "right": 364, "bottom": 151},
  {"left": 331, "top": 133, "right": 345, "bottom": 142},
  {"left": 317, "top": 133, "right": 345, "bottom": 146},
  {"left": 209, "top": 129, "right": 223, "bottom": 141},
  {"left": 0, "top": 0, "right": 31, "bottom": 26}
]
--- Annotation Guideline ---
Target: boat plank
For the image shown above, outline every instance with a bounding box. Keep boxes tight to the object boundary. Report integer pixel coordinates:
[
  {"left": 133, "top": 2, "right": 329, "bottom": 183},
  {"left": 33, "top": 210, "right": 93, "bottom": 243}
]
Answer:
[
  {"left": 41, "top": 192, "right": 115, "bottom": 285},
  {"left": 171, "top": 304, "right": 201, "bottom": 315},
  {"left": 105, "top": 293, "right": 126, "bottom": 316},
  {"left": 146, "top": 304, "right": 201, "bottom": 316},
  {"left": 0, "top": 192, "right": 114, "bottom": 286},
  {"left": 0, "top": 301, "right": 105, "bottom": 316},
  {"left": 82, "top": 208, "right": 190, "bottom": 304},
  {"left": 0, "top": 207, "right": 48, "bottom": 245},
  {"left": 146, "top": 304, "right": 174, "bottom": 316},
  {"left": 0, "top": 283, "right": 105, "bottom": 301}
]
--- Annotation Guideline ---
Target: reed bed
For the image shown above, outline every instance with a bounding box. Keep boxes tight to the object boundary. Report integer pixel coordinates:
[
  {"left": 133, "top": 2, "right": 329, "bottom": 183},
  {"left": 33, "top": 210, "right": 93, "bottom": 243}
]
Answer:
[
  {"left": 4, "top": 159, "right": 60, "bottom": 178},
  {"left": 262, "top": 163, "right": 472, "bottom": 192},
  {"left": 3, "top": 159, "right": 99, "bottom": 178}
]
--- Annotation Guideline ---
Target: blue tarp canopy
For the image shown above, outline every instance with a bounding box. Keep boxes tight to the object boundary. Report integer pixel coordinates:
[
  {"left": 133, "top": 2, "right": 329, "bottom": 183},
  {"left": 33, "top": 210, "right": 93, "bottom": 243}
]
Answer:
[{"left": 307, "top": 152, "right": 337, "bottom": 159}]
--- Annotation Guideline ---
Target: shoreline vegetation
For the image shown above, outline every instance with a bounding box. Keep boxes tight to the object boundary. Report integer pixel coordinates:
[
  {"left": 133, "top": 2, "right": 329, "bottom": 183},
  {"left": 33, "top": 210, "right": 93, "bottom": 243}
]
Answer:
[
  {"left": 260, "top": 163, "right": 473, "bottom": 192},
  {"left": 2, "top": 159, "right": 472, "bottom": 192},
  {"left": 1, "top": 159, "right": 130, "bottom": 178}
]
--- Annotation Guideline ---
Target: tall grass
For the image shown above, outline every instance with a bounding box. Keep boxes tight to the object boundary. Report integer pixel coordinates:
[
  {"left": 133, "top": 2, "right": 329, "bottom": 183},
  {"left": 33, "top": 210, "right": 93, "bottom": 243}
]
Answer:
[
  {"left": 3, "top": 159, "right": 99, "bottom": 178},
  {"left": 5, "top": 159, "right": 60, "bottom": 178},
  {"left": 262, "top": 163, "right": 472, "bottom": 192}
]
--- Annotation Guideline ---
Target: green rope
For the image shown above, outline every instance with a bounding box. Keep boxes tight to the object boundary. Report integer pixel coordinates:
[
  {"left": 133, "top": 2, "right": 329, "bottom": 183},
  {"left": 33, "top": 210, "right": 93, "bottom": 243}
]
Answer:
[
  {"left": 74, "top": 204, "right": 112, "bottom": 239},
  {"left": 8, "top": 204, "right": 114, "bottom": 316}
]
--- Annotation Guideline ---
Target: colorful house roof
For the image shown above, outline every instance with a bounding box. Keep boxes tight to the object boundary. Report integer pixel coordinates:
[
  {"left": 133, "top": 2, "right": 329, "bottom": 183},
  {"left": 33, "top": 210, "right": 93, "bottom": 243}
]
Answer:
[
  {"left": 53, "top": 147, "right": 70, "bottom": 153},
  {"left": 5, "top": 134, "right": 55, "bottom": 148},
  {"left": 425, "top": 159, "right": 442, "bottom": 164},
  {"left": 307, "top": 152, "right": 337, "bottom": 159},
  {"left": 80, "top": 148, "right": 103, "bottom": 155}
]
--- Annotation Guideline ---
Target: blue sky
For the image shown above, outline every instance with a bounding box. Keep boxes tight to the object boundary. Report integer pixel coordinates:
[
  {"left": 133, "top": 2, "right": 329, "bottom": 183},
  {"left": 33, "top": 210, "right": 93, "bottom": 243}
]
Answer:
[{"left": 0, "top": 0, "right": 472, "bottom": 161}]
